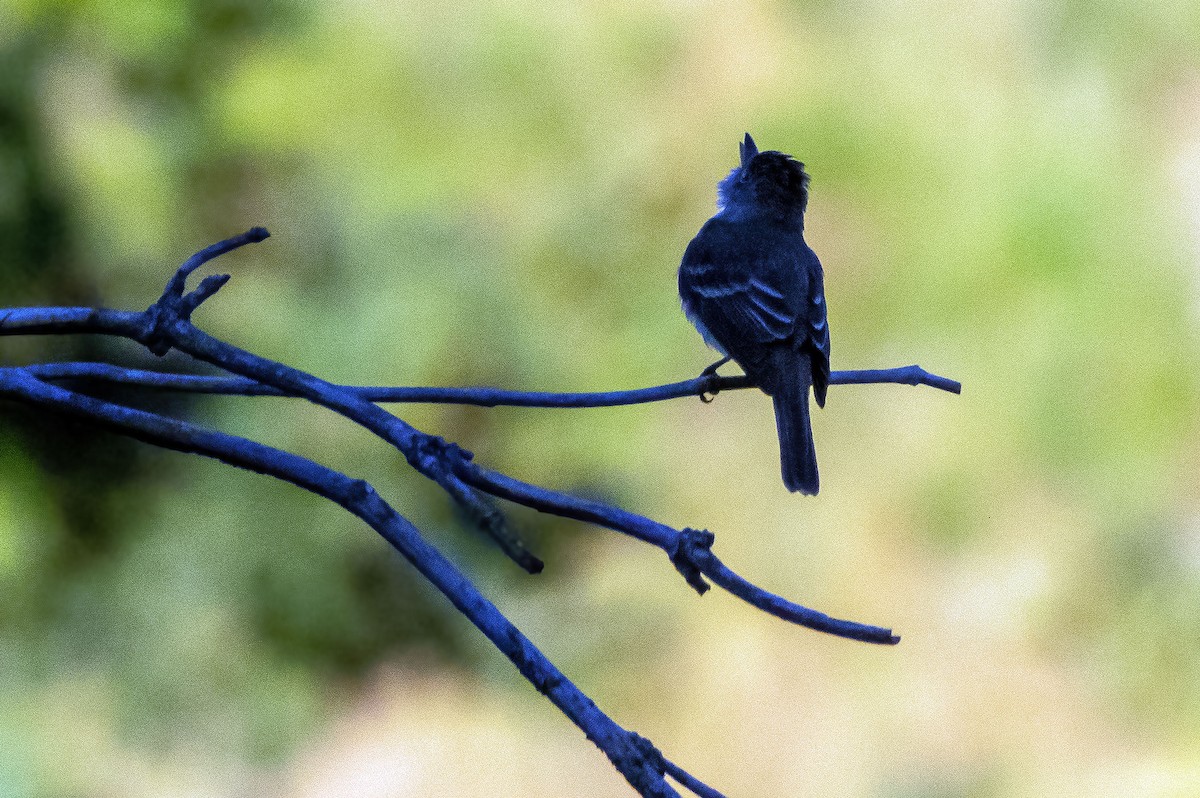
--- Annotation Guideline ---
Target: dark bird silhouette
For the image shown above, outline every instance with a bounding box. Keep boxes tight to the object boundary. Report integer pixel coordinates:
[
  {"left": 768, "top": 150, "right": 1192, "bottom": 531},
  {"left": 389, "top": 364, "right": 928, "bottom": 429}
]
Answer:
[{"left": 678, "top": 133, "right": 829, "bottom": 494}]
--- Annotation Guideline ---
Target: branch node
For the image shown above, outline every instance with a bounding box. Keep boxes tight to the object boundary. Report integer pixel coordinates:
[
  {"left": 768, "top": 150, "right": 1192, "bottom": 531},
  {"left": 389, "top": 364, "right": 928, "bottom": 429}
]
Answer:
[
  {"left": 344, "top": 478, "right": 374, "bottom": 505},
  {"left": 139, "top": 301, "right": 180, "bottom": 357},
  {"left": 671, "top": 527, "right": 715, "bottom": 595},
  {"left": 628, "top": 731, "right": 666, "bottom": 771},
  {"left": 411, "top": 434, "right": 541, "bottom": 573},
  {"left": 141, "top": 228, "right": 269, "bottom": 356},
  {"left": 408, "top": 433, "right": 474, "bottom": 472}
]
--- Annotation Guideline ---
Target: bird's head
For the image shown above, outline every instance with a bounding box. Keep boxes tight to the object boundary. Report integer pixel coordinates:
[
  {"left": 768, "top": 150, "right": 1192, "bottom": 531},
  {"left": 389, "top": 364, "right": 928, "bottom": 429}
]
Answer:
[{"left": 716, "top": 133, "right": 810, "bottom": 224}]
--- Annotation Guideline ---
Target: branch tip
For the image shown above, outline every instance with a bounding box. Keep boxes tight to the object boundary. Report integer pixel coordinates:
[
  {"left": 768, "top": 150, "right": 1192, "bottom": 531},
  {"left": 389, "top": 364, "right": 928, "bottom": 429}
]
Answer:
[
  {"left": 177, "top": 227, "right": 272, "bottom": 283},
  {"left": 700, "top": 551, "right": 901, "bottom": 644},
  {"left": 182, "top": 273, "right": 232, "bottom": 313},
  {"left": 436, "top": 460, "right": 543, "bottom": 573}
]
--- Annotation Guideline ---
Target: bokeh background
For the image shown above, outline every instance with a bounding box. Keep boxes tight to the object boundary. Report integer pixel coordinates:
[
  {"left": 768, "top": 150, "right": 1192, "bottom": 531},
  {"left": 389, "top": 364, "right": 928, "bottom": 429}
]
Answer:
[{"left": 3, "top": 0, "right": 1200, "bottom": 795}]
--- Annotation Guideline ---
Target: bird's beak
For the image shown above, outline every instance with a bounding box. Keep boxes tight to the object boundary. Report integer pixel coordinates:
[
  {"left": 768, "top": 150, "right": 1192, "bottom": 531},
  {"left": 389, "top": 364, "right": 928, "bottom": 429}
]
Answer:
[{"left": 740, "top": 133, "right": 758, "bottom": 167}]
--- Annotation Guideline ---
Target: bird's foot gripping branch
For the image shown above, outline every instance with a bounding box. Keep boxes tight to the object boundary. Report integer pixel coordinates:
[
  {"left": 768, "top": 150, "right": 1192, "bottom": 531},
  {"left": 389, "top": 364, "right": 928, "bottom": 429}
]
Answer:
[{"left": 0, "top": 229, "right": 960, "bottom": 797}]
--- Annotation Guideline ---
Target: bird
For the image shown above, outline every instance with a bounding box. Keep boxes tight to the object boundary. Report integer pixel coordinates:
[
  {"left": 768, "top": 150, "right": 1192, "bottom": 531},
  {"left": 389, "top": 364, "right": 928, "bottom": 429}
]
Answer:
[{"left": 678, "top": 133, "right": 830, "bottom": 494}]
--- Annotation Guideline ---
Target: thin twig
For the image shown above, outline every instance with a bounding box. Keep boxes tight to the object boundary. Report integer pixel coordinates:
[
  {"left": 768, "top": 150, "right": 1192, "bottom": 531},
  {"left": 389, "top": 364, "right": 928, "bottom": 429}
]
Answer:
[
  {"left": 455, "top": 465, "right": 899, "bottom": 644},
  {"left": 22, "top": 361, "right": 961, "bottom": 405}
]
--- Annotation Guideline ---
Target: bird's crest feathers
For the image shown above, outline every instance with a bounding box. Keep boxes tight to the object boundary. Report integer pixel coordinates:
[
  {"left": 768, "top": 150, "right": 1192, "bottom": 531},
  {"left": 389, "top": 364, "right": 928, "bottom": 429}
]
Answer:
[
  {"left": 719, "top": 133, "right": 810, "bottom": 220},
  {"left": 740, "top": 132, "right": 758, "bottom": 167}
]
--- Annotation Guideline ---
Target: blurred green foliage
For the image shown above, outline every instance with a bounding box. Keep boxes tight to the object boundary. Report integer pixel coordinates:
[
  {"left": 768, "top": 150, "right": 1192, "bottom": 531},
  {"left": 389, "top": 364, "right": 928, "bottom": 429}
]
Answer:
[{"left": 3, "top": 1, "right": 1200, "bottom": 796}]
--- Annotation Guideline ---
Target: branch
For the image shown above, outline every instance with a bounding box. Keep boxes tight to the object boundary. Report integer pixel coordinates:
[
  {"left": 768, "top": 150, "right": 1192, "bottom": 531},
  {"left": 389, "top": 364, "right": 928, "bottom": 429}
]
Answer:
[
  {"left": 23, "top": 361, "right": 961, "bottom": 406},
  {"left": 0, "top": 232, "right": 902, "bottom": 644},
  {"left": 457, "top": 468, "right": 899, "bottom": 644},
  {"left": 0, "top": 366, "right": 707, "bottom": 798},
  {"left": 0, "top": 228, "right": 945, "bottom": 794}
]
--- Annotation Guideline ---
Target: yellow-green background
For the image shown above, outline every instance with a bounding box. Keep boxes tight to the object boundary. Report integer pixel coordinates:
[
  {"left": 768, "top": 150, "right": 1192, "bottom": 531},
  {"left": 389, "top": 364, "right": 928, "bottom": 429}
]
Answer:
[{"left": 2, "top": 1, "right": 1199, "bottom": 795}]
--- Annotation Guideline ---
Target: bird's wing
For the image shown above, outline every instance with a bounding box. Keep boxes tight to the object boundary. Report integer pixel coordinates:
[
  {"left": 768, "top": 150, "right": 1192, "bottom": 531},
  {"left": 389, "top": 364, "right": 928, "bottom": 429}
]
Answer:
[
  {"left": 678, "top": 224, "right": 802, "bottom": 361},
  {"left": 680, "top": 258, "right": 797, "bottom": 345},
  {"left": 800, "top": 247, "right": 830, "bottom": 406},
  {"left": 680, "top": 220, "right": 830, "bottom": 395}
]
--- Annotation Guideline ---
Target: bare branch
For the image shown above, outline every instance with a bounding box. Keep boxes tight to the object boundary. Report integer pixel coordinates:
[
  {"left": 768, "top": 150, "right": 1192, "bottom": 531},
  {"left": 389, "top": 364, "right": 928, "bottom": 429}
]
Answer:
[
  {"left": 457, "top": 468, "right": 899, "bottom": 644},
  {"left": 1, "top": 234, "right": 901, "bottom": 644},
  {"left": 0, "top": 366, "right": 704, "bottom": 798},
  {"left": 21, "top": 361, "right": 960, "bottom": 405},
  {"left": 0, "top": 228, "right": 959, "bottom": 794}
]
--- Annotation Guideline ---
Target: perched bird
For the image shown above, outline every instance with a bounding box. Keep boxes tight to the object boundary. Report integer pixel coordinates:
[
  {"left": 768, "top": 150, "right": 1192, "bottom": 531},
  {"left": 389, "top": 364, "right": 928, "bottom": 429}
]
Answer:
[{"left": 678, "top": 133, "right": 830, "bottom": 494}]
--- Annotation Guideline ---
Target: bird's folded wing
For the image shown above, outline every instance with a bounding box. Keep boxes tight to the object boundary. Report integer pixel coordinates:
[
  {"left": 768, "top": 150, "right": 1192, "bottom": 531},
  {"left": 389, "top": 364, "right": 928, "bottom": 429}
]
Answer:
[{"left": 683, "top": 264, "right": 796, "bottom": 344}]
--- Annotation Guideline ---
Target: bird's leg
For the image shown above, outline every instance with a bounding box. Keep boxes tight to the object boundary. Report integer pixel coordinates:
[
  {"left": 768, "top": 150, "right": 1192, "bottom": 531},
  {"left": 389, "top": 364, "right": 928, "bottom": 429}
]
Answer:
[
  {"left": 700, "top": 356, "right": 731, "bottom": 378},
  {"left": 698, "top": 356, "right": 731, "bottom": 403}
]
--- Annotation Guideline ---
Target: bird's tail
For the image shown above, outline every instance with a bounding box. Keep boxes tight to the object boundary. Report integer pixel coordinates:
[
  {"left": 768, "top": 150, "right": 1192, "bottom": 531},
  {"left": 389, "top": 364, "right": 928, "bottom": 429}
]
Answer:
[{"left": 770, "top": 353, "right": 819, "bottom": 495}]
